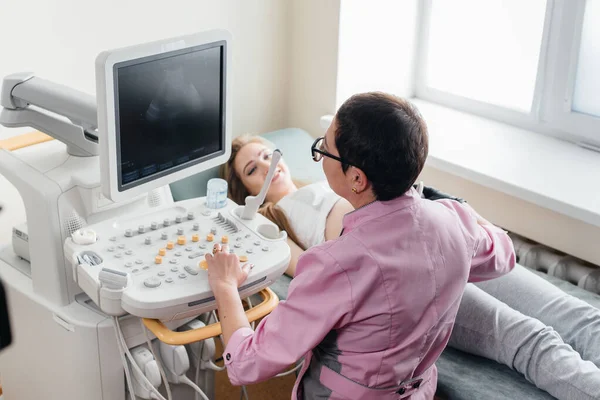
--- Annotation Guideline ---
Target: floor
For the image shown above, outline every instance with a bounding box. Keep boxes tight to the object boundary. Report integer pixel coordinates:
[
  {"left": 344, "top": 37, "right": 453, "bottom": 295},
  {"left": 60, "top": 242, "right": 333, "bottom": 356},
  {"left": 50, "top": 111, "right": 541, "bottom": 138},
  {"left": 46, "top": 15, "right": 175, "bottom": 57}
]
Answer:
[{"left": 213, "top": 339, "right": 296, "bottom": 399}]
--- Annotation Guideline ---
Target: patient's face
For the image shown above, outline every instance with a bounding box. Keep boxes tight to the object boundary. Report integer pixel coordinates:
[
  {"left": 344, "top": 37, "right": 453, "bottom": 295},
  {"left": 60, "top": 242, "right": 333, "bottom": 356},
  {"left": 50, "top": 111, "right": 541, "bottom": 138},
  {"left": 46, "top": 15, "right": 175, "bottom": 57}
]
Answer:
[{"left": 234, "top": 142, "right": 295, "bottom": 203}]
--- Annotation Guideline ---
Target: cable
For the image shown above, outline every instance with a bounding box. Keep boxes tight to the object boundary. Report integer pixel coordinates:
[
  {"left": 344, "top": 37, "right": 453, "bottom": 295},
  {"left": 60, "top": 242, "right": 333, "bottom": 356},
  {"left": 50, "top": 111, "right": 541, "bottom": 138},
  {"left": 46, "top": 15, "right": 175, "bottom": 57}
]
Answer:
[
  {"left": 240, "top": 385, "right": 249, "bottom": 400},
  {"left": 206, "top": 359, "right": 226, "bottom": 372},
  {"left": 275, "top": 362, "right": 303, "bottom": 378},
  {"left": 194, "top": 339, "right": 204, "bottom": 400},
  {"left": 246, "top": 297, "right": 255, "bottom": 329},
  {"left": 142, "top": 321, "right": 173, "bottom": 400},
  {"left": 113, "top": 316, "right": 169, "bottom": 400},
  {"left": 179, "top": 375, "right": 210, "bottom": 400},
  {"left": 112, "top": 317, "right": 136, "bottom": 400}
]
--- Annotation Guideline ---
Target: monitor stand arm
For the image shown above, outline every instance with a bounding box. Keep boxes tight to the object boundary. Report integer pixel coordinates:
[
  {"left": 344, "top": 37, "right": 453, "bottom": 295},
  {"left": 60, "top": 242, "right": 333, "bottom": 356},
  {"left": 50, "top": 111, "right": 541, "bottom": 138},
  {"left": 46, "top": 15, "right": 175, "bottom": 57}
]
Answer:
[{"left": 0, "top": 73, "right": 98, "bottom": 157}]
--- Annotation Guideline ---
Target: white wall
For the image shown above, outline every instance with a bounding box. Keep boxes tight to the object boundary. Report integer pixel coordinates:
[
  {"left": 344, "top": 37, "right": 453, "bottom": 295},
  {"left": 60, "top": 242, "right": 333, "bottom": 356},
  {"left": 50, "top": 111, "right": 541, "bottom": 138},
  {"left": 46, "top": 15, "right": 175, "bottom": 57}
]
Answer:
[
  {"left": 0, "top": 0, "right": 291, "bottom": 244},
  {"left": 288, "top": 0, "right": 341, "bottom": 137},
  {"left": 0, "top": 0, "right": 290, "bottom": 139}
]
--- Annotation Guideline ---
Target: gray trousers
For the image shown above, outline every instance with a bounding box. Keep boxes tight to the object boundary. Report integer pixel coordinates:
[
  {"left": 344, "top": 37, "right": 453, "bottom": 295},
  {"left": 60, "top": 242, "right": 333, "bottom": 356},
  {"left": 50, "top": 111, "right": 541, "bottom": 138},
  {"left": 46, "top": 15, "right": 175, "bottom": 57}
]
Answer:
[{"left": 449, "top": 264, "right": 600, "bottom": 400}]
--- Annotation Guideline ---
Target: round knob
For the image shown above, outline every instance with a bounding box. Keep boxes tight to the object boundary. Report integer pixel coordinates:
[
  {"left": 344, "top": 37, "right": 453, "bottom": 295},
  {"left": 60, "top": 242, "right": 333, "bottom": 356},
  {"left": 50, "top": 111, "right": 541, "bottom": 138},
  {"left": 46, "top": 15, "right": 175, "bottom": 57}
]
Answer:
[
  {"left": 151, "top": 222, "right": 158, "bottom": 230},
  {"left": 163, "top": 219, "right": 170, "bottom": 227},
  {"left": 145, "top": 237, "right": 152, "bottom": 245},
  {"left": 125, "top": 229, "right": 133, "bottom": 237},
  {"left": 144, "top": 277, "right": 161, "bottom": 288},
  {"left": 176, "top": 216, "right": 183, "bottom": 223},
  {"left": 221, "top": 235, "right": 229, "bottom": 244},
  {"left": 262, "top": 246, "right": 269, "bottom": 252},
  {"left": 206, "top": 233, "right": 214, "bottom": 242},
  {"left": 158, "top": 248, "right": 166, "bottom": 256},
  {"left": 155, "top": 256, "right": 163, "bottom": 264},
  {"left": 177, "top": 228, "right": 184, "bottom": 235},
  {"left": 167, "top": 242, "right": 175, "bottom": 250},
  {"left": 161, "top": 233, "right": 168, "bottom": 240},
  {"left": 138, "top": 225, "right": 145, "bottom": 234},
  {"left": 187, "top": 212, "right": 195, "bottom": 220},
  {"left": 193, "top": 223, "right": 200, "bottom": 231},
  {"left": 124, "top": 262, "right": 133, "bottom": 268},
  {"left": 192, "top": 234, "right": 200, "bottom": 242},
  {"left": 165, "top": 278, "right": 174, "bottom": 283},
  {"left": 199, "top": 260, "right": 208, "bottom": 270},
  {"left": 234, "top": 243, "right": 242, "bottom": 248},
  {"left": 178, "top": 274, "right": 187, "bottom": 279},
  {"left": 177, "top": 236, "right": 186, "bottom": 246},
  {"left": 239, "top": 255, "right": 248, "bottom": 263},
  {"left": 211, "top": 227, "right": 217, "bottom": 235}
]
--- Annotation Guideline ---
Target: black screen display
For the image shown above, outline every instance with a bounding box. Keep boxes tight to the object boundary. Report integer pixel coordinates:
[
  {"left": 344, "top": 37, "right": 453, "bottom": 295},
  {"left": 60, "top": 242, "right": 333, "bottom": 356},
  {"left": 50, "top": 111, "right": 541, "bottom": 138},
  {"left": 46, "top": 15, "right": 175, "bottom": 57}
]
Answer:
[{"left": 114, "top": 42, "right": 225, "bottom": 190}]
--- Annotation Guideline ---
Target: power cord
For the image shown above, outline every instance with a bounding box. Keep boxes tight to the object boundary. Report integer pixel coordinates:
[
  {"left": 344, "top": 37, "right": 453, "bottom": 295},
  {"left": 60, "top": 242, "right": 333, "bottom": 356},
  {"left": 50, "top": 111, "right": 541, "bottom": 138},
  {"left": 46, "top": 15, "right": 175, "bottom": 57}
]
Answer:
[
  {"left": 142, "top": 321, "right": 172, "bottom": 400},
  {"left": 112, "top": 317, "right": 136, "bottom": 400},
  {"left": 113, "top": 316, "right": 170, "bottom": 400}
]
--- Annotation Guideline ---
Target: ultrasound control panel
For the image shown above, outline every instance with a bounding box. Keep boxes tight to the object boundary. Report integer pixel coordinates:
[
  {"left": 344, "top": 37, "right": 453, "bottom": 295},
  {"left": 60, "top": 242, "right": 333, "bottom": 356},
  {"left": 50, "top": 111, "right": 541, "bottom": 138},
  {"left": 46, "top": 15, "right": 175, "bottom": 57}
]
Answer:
[{"left": 64, "top": 197, "right": 290, "bottom": 321}]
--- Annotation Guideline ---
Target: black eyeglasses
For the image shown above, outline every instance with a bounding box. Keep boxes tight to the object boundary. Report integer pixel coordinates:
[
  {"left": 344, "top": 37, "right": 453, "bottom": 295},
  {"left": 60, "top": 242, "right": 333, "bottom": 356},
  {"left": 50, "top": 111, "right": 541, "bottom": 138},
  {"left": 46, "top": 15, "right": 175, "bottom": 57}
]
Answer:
[{"left": 311, "top": 136, "right": 358, "bottom": 168}]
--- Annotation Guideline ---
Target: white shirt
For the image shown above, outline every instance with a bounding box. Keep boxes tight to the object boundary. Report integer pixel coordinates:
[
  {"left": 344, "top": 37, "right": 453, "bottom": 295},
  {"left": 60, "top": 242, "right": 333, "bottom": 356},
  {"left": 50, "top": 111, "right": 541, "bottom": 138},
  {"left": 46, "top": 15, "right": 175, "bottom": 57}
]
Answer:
[{"left": 276, "top": 181, "right": 341, "bottom": 248}]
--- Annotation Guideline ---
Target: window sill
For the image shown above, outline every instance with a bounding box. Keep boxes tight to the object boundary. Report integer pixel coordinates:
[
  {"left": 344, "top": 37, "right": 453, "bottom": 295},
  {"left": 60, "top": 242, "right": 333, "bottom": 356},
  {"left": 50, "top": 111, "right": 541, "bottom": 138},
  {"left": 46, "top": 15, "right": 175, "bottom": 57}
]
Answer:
[{"left": 320, "top": 99, "right": 600, "bottom": 228}]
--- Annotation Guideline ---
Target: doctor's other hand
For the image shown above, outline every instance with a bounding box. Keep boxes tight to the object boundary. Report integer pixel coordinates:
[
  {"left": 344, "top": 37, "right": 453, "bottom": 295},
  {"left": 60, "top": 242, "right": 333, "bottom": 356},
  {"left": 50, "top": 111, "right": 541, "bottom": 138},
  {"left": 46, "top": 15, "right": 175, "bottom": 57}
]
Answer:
[
  {"left": 205, "top": 244, "right": 252, "bottom": 294},
  {"left": 416, "top": 184, "right": 466, "bottom": 203}
]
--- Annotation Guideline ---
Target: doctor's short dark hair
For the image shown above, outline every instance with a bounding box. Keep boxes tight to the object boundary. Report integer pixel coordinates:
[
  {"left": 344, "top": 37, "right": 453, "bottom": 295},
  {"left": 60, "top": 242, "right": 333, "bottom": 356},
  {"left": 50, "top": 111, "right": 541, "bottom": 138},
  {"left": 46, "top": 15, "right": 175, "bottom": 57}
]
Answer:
[{"left": 334, "top": 92, "right": 429, "bottom": 201}]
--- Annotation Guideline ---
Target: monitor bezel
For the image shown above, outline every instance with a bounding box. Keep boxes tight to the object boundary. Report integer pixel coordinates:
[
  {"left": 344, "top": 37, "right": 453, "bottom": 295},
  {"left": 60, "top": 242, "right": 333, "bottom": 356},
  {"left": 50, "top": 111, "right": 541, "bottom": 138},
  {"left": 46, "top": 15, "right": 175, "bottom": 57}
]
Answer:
[{"left": 96, "top": 30, "right": 232, "bottom": 203}]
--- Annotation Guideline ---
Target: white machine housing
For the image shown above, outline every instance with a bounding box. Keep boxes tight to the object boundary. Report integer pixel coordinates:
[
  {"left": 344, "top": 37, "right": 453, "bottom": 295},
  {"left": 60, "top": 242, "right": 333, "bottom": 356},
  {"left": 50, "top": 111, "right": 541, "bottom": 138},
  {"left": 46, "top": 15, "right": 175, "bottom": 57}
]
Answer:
[
  {"left": 64, "top": 198, "right": 289, "bottom": 321},
  {"left": 0, "top": 29, "right": 290, "bottom": 400}
]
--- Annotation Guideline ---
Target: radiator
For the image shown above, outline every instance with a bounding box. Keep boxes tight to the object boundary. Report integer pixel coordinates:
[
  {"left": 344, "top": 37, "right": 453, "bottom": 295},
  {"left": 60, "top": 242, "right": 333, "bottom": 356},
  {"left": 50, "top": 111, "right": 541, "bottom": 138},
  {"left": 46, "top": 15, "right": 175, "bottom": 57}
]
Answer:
[{"left": 509, "top": 232, "right": 600, "bottom": 295}]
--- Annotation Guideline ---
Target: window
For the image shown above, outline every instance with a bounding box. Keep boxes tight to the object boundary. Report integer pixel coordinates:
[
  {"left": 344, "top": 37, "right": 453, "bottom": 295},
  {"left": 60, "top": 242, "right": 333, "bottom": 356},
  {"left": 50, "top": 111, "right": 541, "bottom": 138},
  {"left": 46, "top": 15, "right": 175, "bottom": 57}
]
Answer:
[
  {"left": 414, "top": 0, "right": 600, "bottom": 146},
  {"left": 423, "top": 0, "right": 546, "bottom": 113},
  {"left": 571, "top": 0, "right": 600, "bottom": 117}
]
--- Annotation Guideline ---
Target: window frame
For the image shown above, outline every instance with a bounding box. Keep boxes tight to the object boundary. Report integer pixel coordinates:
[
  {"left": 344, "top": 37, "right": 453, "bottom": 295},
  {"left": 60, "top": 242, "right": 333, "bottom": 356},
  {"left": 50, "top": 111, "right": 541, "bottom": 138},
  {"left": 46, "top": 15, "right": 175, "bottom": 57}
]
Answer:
[{"left": 414, "top": 0, "right": 600, "bottom": 147}]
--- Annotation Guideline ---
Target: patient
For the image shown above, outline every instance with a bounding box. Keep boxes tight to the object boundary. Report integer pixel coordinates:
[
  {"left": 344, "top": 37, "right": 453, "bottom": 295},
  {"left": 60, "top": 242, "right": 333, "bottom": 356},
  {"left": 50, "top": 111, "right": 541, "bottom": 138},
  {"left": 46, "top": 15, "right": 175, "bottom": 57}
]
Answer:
[{"left": 221, "top": 134, "right": 600, "bottom": 400}]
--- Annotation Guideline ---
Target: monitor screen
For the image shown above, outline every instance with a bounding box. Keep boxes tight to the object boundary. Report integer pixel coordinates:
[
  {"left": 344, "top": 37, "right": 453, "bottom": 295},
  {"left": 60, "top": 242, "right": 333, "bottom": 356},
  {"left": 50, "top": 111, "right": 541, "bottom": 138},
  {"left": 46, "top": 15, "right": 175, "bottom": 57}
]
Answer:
[{"left": 113, "top": 41, "right": 226, "bottom": 191}]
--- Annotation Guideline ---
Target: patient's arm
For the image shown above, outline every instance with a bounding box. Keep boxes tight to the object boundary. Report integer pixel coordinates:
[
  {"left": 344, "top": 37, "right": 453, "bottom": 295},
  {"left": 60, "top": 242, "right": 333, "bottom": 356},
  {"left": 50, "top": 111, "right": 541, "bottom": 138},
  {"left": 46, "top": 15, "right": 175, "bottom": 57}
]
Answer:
[
  {"left": 285, "top": 237, "right": 304, "bottom": 277},
  {"left": 325, "top": 198, "right": 354, "bottom": 241},
  {"left": 284, "top": 197, "right": 352, "bottom": 277}
]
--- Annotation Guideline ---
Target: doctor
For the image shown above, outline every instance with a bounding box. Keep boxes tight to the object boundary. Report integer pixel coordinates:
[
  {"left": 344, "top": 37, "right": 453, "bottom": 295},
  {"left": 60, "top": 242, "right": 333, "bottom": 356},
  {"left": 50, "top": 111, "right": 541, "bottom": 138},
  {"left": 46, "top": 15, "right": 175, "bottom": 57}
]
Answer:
[{"left": 204, "top": 92, "right": 515, "bottom": 400}]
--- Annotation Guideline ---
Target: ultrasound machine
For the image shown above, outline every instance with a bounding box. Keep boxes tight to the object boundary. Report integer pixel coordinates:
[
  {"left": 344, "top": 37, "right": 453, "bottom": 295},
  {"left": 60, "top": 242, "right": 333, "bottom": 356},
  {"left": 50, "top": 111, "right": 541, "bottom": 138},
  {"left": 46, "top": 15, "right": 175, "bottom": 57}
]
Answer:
[{"left": 0, "top": 30, "right": 290, "bottom": 399}]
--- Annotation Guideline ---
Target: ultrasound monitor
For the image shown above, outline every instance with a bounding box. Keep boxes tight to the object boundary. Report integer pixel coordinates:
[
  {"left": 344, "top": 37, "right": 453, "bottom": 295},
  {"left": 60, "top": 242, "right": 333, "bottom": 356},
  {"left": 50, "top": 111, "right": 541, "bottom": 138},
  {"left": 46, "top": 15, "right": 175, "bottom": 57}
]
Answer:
[{"left": 96, "top": 30, "right": 232, "bottom": 202}]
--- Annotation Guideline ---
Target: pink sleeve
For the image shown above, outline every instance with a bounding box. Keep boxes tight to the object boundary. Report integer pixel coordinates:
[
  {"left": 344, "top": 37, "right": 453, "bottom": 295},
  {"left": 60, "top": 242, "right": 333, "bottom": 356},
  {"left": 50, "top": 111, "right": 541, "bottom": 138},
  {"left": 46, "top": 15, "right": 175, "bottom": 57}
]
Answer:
[
  {"left": 437, "top": 200, "right": 516, "bottom": 282},
  {"left": 223, "top": 247, "right": 353, "bottom": 386}
]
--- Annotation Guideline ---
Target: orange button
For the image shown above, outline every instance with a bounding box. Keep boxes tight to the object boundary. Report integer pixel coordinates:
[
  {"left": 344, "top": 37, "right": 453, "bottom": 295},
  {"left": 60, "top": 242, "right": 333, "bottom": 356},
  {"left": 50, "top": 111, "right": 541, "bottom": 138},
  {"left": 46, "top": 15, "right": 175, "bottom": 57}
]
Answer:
[
  {"left": 177, "top": 236, "right": 186, "bottom": 245},
  {"left": 239, "top": 255, "right": 248, "bottom": 263},
  {"left": 221, "top": 235, "right": 229, "bottom": 244},
  {"left": 206, "top": 233, "right": 214, "bottom": 242},
  {"left": 166, "top": 241, "right": 174, "bottom": 250},
  {"left": 199, "top": 260, "right": 208, "bottom": 270},
  {"left": 155, "top": 256, "right": 163, "bottom": 264},
  {"left": 158, "top": 248, "right": 166, "bottom": 256},
  {"left": 192, "top": 234, "right": 199, "bottom": 242}
]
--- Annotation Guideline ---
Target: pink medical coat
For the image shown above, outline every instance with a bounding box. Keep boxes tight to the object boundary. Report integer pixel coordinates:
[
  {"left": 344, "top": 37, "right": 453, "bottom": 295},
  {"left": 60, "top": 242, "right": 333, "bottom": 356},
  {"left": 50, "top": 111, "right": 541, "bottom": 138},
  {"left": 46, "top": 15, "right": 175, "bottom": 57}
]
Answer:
[{"left": 224, "top": 188, "right": 515, "bottom": 399}]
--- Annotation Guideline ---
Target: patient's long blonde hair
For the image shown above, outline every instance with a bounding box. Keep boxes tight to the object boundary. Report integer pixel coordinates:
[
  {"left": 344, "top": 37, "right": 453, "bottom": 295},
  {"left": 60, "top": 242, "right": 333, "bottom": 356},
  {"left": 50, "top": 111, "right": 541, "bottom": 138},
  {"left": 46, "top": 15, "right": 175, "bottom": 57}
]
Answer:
[{"left": 220, "top": 135, "right": 306, "bottom": 250}]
